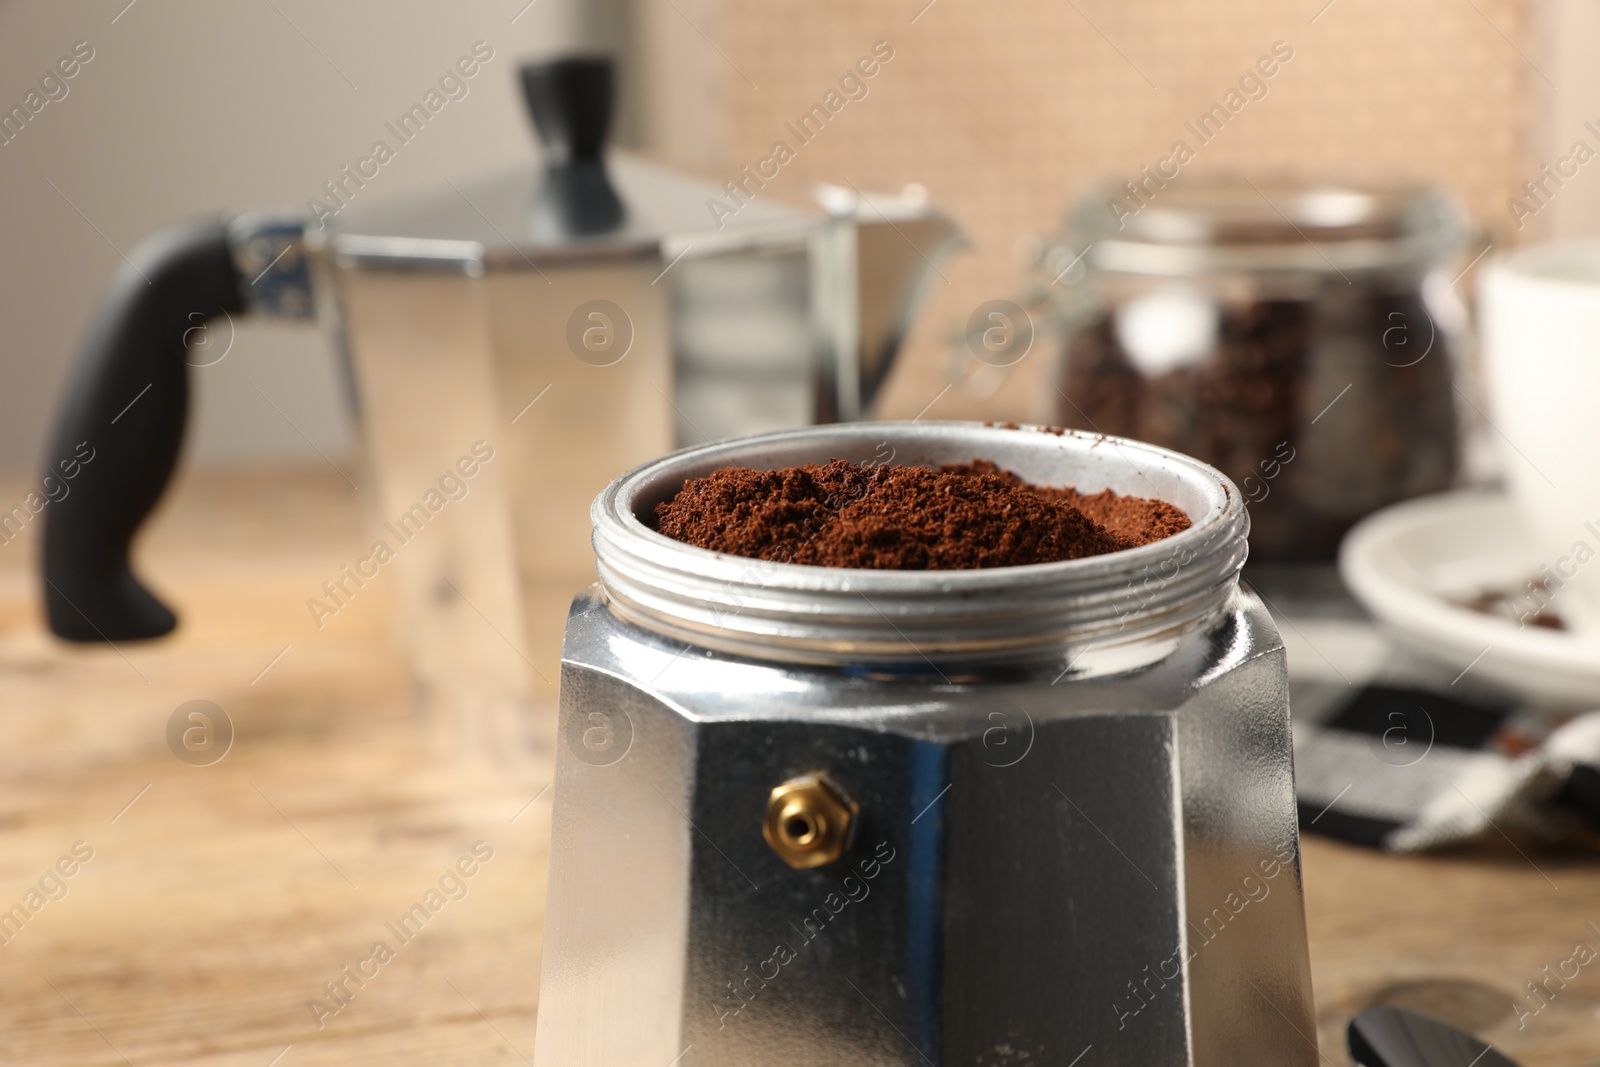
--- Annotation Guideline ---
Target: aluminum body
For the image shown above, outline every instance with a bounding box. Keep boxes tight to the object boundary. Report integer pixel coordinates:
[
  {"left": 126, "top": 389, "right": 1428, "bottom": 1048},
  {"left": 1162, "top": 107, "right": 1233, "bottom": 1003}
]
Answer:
[
  {"left": 226, "top": 158, "right": 961, "bottom": 756},
  {"left": 534, "top": 422, "right": 1318, "bottom": 1066}
]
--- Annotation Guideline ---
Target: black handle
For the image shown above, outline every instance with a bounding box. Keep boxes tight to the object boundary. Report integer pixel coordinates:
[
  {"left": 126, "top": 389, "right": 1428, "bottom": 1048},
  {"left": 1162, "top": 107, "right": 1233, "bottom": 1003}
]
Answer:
[
  {"left": 42, "top": 218, "right": 245, "bottom": 642},
  {"left": 521, "top": 55, "right": 624, "bottom": 237},
  {"left": 1348, "top": 1006, "right": 1520, "bottom": 1067}
]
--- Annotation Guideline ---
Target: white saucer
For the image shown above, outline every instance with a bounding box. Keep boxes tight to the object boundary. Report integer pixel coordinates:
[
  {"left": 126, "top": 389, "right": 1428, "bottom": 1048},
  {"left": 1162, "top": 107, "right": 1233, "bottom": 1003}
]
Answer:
[{"left": 1338, "top": 490, "right": 1600, "bottom": 705}]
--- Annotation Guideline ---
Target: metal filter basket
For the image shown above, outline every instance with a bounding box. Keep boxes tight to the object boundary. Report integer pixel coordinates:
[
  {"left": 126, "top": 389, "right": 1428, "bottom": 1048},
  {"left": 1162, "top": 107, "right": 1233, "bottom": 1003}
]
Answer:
[{"left": 533, "top": 421, "right": 1316, "bottom": 1066}]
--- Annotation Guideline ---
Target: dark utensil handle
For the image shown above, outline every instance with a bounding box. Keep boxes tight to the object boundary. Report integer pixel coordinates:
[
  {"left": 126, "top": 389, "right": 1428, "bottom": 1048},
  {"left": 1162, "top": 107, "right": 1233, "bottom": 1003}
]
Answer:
[
  {"left": 42, "top": 218, "right": 245, "bottom": 642},
  {"left": 1348, "top": 1006, "right": 1520, "bottom": 1067}
]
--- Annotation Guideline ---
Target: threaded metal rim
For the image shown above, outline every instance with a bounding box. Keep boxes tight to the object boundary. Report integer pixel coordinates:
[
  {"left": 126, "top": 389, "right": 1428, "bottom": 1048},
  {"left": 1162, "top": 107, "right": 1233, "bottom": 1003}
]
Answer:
[{"left": 590, "top": 422, "right": 1248, "bottom": 669}]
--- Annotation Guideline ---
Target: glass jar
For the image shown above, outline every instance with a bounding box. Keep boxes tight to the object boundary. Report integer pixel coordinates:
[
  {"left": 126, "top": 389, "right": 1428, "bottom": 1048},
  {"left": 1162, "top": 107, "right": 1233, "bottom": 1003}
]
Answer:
[
  {"left": 533, "top": 422, "right": 1317, "bottom": 1066},
  {"left": 1039, "top": 180, "right": 1467, "bottom": 561}
]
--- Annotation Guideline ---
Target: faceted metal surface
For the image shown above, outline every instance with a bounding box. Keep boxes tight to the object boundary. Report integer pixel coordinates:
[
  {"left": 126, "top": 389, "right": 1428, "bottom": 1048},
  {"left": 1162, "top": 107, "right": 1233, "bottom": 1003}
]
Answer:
[{"left": 533, "top": 586, "right": 1318, "bottom": 1066}]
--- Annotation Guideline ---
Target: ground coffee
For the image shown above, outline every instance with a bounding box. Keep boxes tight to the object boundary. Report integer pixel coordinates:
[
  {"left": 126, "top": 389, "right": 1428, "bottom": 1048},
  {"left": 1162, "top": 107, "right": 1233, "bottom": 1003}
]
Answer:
[
  {"left": 942, "top": 460, "right": 1190, "bottom": 547},
  {"left": 654, "top": 458, "right": 1190, "bottom": 569}
]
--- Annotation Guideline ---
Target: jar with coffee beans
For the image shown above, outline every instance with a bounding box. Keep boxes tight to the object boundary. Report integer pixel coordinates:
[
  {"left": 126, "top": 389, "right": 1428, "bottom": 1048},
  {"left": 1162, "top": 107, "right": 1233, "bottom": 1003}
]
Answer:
[{"left": 1030, "top": 180, "right": 1467, "bottom": 561}]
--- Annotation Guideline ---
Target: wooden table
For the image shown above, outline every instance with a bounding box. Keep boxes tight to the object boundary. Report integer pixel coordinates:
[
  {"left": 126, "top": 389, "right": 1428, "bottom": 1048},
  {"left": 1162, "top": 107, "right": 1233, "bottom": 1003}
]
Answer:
[{"left": 2, "top": 466, "right": 1598, "bottom": 1065}]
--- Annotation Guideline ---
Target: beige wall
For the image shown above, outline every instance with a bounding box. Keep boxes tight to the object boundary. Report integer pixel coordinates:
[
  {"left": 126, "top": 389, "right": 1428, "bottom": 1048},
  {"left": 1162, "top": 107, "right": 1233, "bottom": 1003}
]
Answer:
[
  {"left": 1530, "top": 0, "right": 1600, "bottom": 238},
  {"left": 0, "top": 0, "right": 588, "bottom": 470},
  {"left": 634, "top": 0, "right": 1558, "bottom": 424}
]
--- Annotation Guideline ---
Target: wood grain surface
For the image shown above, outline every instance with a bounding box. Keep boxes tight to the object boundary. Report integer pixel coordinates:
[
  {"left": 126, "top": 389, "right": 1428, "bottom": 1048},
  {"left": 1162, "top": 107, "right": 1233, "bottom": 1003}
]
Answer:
[{"left": 1, "top": 465, "right": 1598, "bottom": 1065}]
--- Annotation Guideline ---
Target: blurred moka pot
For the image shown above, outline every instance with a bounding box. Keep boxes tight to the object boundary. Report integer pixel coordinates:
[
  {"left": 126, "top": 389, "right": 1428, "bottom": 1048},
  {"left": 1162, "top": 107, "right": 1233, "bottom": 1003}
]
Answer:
[
  {"left": 534, "top": 422, "right": 1317, "bottom": 1065},
  {"left": 39, "top": 55, "right": 962, "bottom": 751}
]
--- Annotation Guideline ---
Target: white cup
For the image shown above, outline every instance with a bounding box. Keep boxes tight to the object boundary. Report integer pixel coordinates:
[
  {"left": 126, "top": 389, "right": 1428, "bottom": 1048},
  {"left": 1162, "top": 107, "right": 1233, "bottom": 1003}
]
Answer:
[{"left": 1480, "top": 239, "right": 1600, "bottom": 633}]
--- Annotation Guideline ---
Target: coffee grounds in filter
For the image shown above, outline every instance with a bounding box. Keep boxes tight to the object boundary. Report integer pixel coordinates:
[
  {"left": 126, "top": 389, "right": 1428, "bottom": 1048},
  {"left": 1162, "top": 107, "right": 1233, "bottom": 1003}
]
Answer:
[{"left": 653, "top": 458, "right": 1190, "bottom": 569}]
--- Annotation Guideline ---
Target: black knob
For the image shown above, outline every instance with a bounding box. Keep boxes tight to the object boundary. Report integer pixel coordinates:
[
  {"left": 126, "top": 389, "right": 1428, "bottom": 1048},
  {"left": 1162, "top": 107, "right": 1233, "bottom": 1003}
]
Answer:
[
  {"left": 519, "top": 55, "right": 624, "bottom": 238},
  {"left": 521, "top": 55, "right": 614, "bottom": 166}
]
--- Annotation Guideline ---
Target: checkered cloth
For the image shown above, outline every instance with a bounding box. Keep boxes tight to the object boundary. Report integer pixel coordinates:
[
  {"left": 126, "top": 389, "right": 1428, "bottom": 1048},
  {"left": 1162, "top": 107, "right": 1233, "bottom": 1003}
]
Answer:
[
  {"left": 1292, "top": 681, "right": 1600, "bottom": 850},
  {"left": 1254, "top": 571, "right": 1600, "bottom": 851}
]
